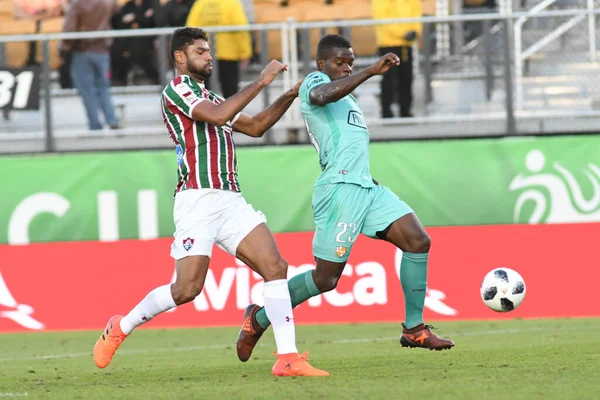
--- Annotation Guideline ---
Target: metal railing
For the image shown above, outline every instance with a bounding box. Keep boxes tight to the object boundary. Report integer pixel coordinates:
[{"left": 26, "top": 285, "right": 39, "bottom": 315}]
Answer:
[
  {"left": 0, "top": 9, "right": 600, "bottom": 153},
  {"left": 514, "top": 0, "right": 597, "bottom": 108}
]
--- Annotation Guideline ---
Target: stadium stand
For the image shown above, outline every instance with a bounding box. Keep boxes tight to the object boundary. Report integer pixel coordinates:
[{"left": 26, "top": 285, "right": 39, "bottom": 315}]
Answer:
[{"left": 0, "top": 0, "right": 438, "bottom": 68}]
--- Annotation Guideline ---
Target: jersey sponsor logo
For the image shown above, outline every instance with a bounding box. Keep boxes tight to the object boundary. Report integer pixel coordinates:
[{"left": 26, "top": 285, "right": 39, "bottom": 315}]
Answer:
[
  {"left": 347, "top": 110, "right": 367, "bottom": 129},
  {"left": 175, "top": 82, "right": 188, "bottom": 92},
  {"left": 175, "top": 144, "right": 184, "bottom": 166},
  {"left": 308, "top": 75, "right": 324, "bottom": 86},
  {"left": 183, "top": 92, "right": 199, "bottom": 105}
]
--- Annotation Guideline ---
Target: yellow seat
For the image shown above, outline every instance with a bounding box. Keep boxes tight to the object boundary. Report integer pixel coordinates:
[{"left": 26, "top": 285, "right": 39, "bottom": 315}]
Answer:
[
  {"left": 422, "top": 0, "right": 436, "bottom": 15},
  {"left": 254, "top": 3, "right": 305, "bottom": 59},
  {"left": 0, "top": 0, "right": 14, "bottom": 17},
  {"left": 298, "top": 3, "right": 345, "bottom": 58},
  {"left": 0, "top": 18, "right": 36, "bottom": 35},
  {"left": 339, "top": 0, "right": 377, "bottom": 57},
  {"left": 253, "top": 0, "right": 281, "bottom": 5},
  {"left": 0, "top": 19, "right": 36, "bottom": 67},
  {"left": 40, "top": 17, "right": 63, "bottom": 33}
]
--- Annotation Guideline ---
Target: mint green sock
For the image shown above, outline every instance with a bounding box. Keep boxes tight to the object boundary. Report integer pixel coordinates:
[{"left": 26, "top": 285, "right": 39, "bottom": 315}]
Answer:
[
  {"left": 255, "top": 270, "right": 321, "bottom": 329},
  {"left": 400, "top": 252, "right": 428, "bottom": 329}
]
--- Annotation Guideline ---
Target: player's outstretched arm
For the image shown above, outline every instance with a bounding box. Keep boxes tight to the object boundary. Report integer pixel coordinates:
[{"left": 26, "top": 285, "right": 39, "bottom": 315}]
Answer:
[
  {"left": 309, "top": 53, "right": 400, "bottom": 107},
  {"left": 191, "top": 60, "right": 288, "bottom": 126},
  {"left": 233, "top": 79, "right": 303, "bottom": 137}
]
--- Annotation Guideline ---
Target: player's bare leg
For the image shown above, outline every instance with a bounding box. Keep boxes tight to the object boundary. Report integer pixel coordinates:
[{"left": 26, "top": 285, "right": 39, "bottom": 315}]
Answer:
[
  {"left": 311, "top": 258, "right": 347, "bottom": 293},
  {"left": 235, "top": 223, "right": 329, "bottom": 376},
  {"left": 381, "top": 213, "right": 454, "bottom": 350},
  {"left": 94, "top": 256, "right": 210, "bottom": 368}
]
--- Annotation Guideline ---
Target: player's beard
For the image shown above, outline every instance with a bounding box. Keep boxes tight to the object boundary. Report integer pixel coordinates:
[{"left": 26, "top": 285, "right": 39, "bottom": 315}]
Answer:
[{"left": 187, "top": 61, "right": 212, "bottom": 82}]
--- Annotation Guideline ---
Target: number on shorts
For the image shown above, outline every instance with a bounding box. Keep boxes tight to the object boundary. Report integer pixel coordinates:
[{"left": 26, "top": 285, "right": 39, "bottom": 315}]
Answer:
[{"left": 336, "top": 221, "right": 357, "bottom": 243}]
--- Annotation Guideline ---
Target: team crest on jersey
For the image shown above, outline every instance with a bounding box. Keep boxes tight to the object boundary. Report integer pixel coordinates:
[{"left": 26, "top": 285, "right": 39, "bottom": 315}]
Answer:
[
  {"left": 183, "top": 238, "right": 194, "bottom": 251},
  {"left": 335, "top": 246, "right": 347, "bottom": 257}
]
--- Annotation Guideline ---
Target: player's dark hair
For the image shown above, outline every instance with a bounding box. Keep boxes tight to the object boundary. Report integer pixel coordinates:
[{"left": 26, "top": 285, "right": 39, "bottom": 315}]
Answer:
[
  {"left": 170, "top": 27, "right": 209, "bottom": 63},
  {"left": 316, "top": 34, "right": 352, "bottom": 59}
]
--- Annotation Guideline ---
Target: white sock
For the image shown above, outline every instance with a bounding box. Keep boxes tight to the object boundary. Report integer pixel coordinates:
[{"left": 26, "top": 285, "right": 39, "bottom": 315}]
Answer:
[
  {"left": 119, "top": 284, "right": 176, "bottom": 335},
  {"left": 263, "top": 279, "right": 298, "bottom": 355}
]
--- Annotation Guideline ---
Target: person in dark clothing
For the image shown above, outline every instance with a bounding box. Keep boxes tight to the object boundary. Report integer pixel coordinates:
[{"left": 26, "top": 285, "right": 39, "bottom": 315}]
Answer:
[
  {"left": 157, "top": 0, "right": 196, "bottom": 73},
  {"left": 62, "top": 0, "right": 120, "bottom": 130},
  {"left": 110, "top": 0, "right": 160, "bottom": 86},
  {"left": 160, "top": 0, "right": 196, "bottom": 27}
]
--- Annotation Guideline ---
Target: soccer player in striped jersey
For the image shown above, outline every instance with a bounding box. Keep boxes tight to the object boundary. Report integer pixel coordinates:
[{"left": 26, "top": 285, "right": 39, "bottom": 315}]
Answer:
[{"left": 93, "top": 27, "right": 328, "bottom": 377}]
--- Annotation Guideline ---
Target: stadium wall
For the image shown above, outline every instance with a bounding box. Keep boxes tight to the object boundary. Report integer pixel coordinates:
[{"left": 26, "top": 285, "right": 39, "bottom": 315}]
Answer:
[
  {"left": 3, "top": 134, "right": 600, "bottom": 244},
  {"left": 2, "top": 134, "right": 600, "bottom": 332},
  {"left": 0, "top": 223, "right": 598, "bottom": 332}
]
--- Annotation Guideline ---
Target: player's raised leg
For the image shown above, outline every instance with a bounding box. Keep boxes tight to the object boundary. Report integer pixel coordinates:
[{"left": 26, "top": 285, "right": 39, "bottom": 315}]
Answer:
[
  {"left": 238, "top": 257, "right": 345, "bottom": 363},
  {"left": 364, "top": 186, "right": 454, "bottom": 350},
  {"left": 235, "top": 223, "right": 329, "bottom": 376},
  {"left": 237, "top": 183, "right": 361, "bottom": 363},
  {"left": 93, "top": 255, "right": 210, "bottom": 368}
]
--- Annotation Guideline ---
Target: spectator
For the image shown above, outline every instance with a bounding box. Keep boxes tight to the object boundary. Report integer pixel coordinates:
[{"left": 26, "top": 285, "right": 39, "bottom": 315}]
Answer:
[
  {"left": 110, "top": 0, "right": 160, "bottom": 86},
  {"left": 186, "top": 0, "right": 252, "bottom": 98},
  {"left": 372, "top": 0, "right": 422, "bottom": 118},
  {"left": 61, "top": 0, "right": 120, "bottom": 130},
  {"left": 160, "top": 0, "right": 196, "bottom": 27}
]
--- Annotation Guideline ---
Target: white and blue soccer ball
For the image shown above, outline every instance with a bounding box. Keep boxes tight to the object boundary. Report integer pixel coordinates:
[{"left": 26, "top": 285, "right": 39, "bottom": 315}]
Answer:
[{"left": 480, "top": 268, "right": 526, "bottom": 312}]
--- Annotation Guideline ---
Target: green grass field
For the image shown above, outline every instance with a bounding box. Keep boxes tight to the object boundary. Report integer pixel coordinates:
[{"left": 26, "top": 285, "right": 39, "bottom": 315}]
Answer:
[{"left": 0, "top": 318, "right": 599, "bottom": 399}]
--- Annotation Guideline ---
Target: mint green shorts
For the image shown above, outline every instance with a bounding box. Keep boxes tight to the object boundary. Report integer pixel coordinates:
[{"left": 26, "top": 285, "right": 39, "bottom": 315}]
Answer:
[{"left": 312, "top": 183, "right": 414, "bottom": 262}]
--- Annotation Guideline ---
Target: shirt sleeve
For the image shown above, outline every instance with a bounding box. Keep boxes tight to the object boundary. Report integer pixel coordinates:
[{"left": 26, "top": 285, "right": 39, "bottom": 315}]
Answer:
[
  {"left": 230, "top": 112, "right": 242, "bottom": 125},
  {"left": 162, "top": 78, "right": 205, "bottom": 119},
  {"left": 213, "top": 91, "right": 241, "bottom": 125},
  {"left": 299, "top": 71, "right": 331, "bottom": 105}
]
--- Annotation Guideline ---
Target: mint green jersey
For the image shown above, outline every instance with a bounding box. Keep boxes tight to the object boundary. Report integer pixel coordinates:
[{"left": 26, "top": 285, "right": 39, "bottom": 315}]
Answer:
[{"left": 299, "top": 71, "right": 374, "bottom": 188}]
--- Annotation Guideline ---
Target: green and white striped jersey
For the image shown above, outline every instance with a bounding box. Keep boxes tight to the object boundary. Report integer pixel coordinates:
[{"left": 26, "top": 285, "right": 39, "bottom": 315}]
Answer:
[{"left": 161, "top": 75, "right": 241, "bottom": 193}]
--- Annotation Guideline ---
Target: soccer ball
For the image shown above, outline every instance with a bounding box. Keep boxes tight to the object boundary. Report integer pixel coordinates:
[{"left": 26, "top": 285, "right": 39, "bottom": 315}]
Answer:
[{"left": 480, "top": 268, "right": 526, "bottom": 312}]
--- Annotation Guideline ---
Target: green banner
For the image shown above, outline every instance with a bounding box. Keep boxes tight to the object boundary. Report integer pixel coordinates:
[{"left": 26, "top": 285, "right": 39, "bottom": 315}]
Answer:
[{"left": 2, "top": 135, "right": 600, "bottom": 244}]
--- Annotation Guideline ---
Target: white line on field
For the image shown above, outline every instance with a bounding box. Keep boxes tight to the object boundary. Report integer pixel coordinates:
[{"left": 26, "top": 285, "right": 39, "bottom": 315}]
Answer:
[{"left": 0, "top": 326, "right": 582, "bottom": 363}]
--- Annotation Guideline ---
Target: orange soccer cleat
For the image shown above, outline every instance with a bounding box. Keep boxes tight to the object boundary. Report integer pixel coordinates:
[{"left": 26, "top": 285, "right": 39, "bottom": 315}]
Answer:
[
  {"left": 93, "top": 315, "right": 128, "bottom": 368},
  {"left": 272, "top": 352, "right": 330, "bottom": 377}
]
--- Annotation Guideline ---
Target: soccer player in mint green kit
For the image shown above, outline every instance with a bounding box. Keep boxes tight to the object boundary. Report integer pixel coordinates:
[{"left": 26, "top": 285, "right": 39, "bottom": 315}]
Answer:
[{"left": 237, "top": 34, "right": 454, "bottom": 362}]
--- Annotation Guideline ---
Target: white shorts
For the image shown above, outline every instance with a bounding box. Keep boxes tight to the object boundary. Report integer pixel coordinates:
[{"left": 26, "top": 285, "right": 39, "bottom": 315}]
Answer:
[{"left": 170, "top": 189, "right": 267, "bottom": 260}]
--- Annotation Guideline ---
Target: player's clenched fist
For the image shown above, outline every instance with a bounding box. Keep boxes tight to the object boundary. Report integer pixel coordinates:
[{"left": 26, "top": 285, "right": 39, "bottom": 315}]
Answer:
[
  {"left": 259, "top": 60, "right": 289, "bottom": 85},
  {"left": 366, "top": 52, "right": 400, "bottom": 76},
  {"left": 290, "top": 78, "right": 305, "bottom": 97}
]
